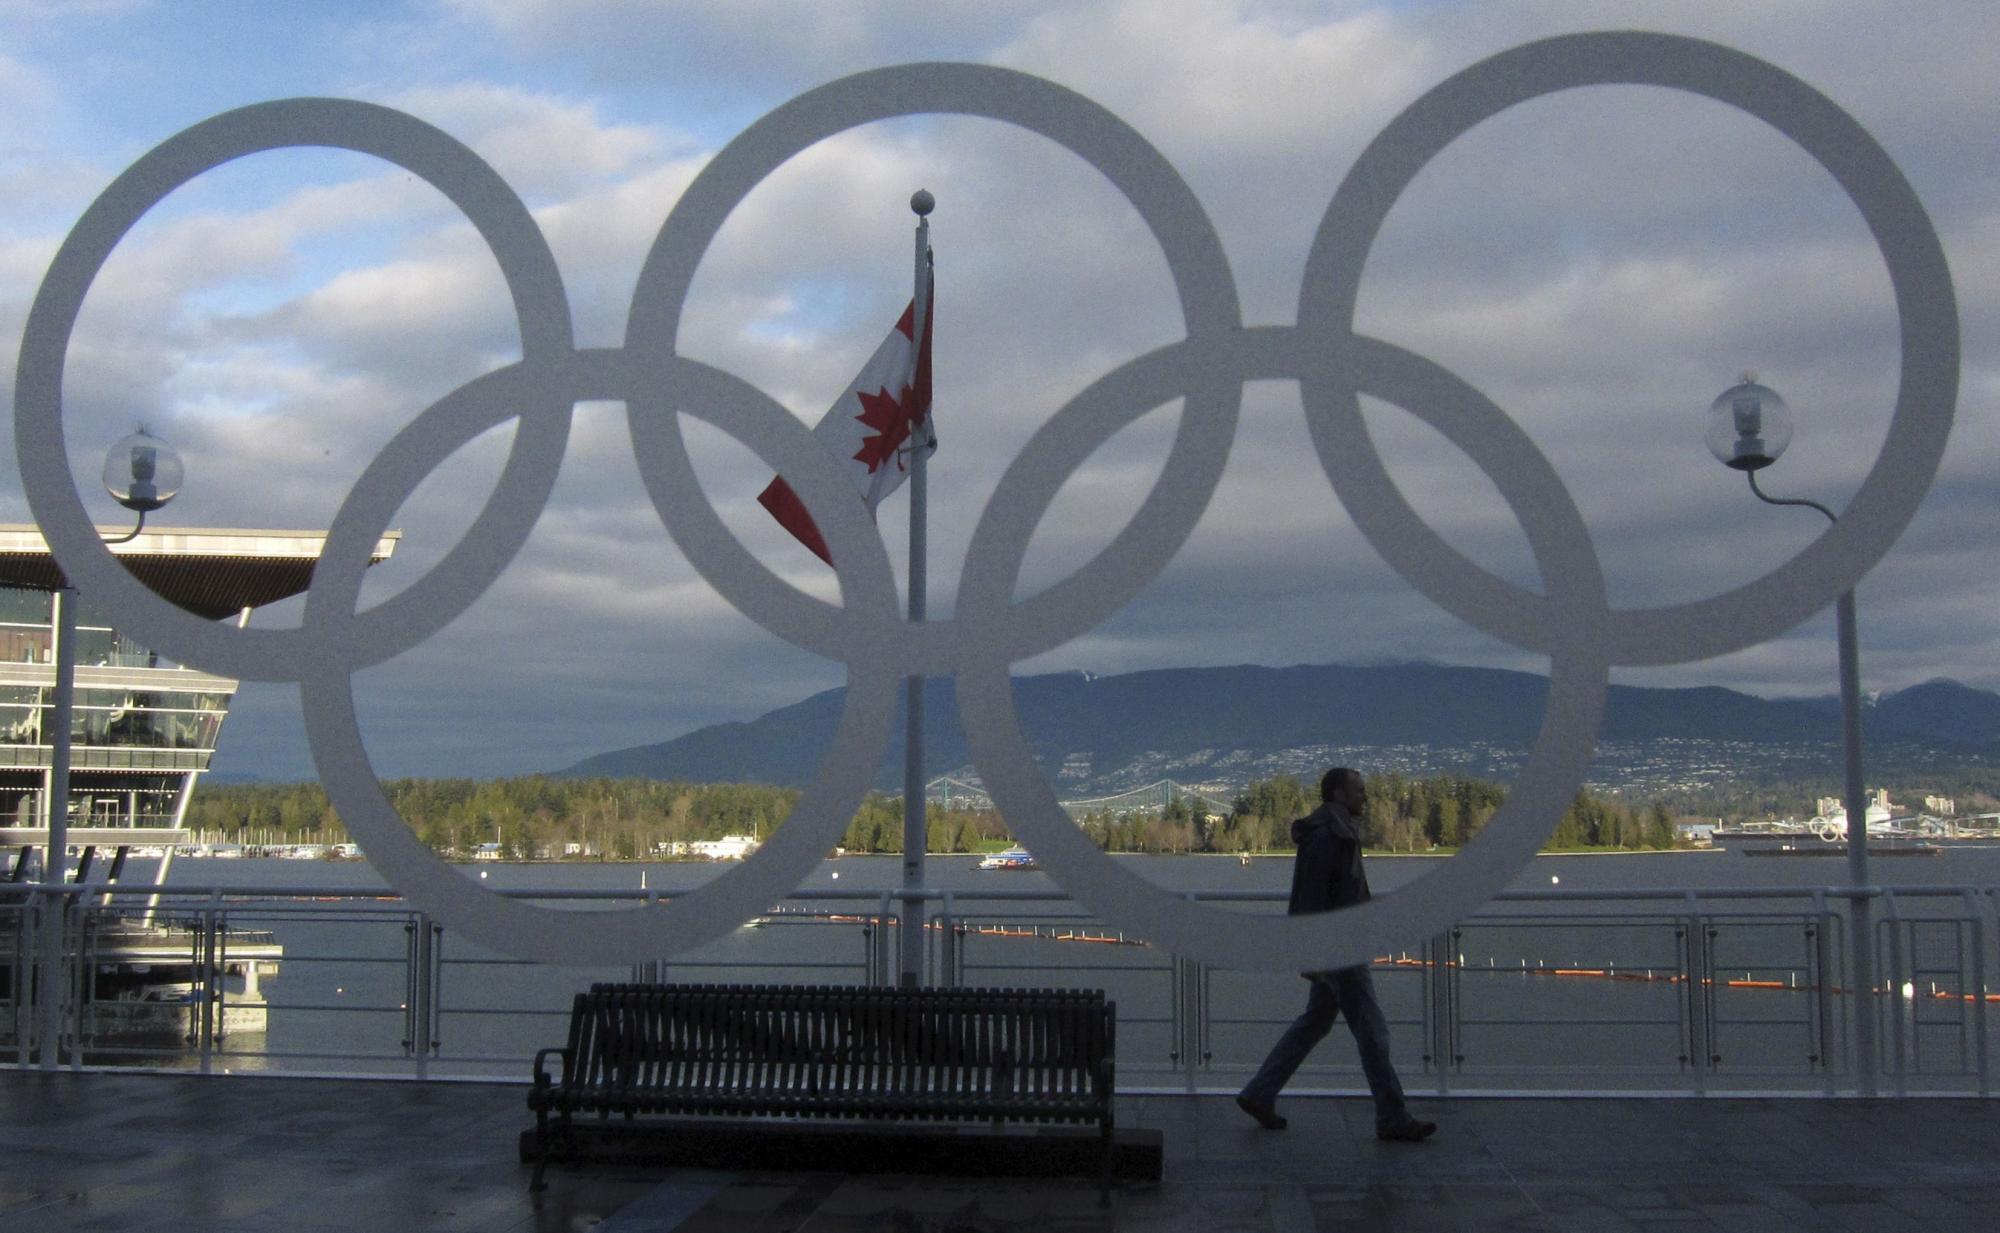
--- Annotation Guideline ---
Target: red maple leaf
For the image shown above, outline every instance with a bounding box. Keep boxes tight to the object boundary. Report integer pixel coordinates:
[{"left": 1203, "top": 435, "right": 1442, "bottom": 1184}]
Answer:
[{"left": 851, "top": 384, "right": 913, "bottom": 474}]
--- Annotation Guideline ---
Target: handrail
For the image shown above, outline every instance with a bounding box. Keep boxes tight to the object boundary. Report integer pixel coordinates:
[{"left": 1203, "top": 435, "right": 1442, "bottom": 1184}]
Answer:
[
  {"left": 3, "top": 881, "right": 1969, "bottom": 905},
  {"left": 5, "top": 878, "right": 1994, "bottom": 1093}
]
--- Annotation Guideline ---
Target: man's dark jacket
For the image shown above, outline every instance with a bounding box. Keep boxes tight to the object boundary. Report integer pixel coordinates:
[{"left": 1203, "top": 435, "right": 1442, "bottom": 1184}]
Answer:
[{"left": 1286, "top": 801, "right": 1371, "bottom": 916}]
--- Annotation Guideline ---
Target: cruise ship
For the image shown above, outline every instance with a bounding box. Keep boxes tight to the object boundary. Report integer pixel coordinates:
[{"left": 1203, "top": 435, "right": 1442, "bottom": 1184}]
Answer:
[{"left": 0, "top": 525, "right": 394, "bottom": 1046}]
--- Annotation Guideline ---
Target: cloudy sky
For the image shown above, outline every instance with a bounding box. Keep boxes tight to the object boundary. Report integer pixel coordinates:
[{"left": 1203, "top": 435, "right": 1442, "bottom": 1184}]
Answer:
[{"left": 2, "top": 0, "right": 1993, "bottom": 783}]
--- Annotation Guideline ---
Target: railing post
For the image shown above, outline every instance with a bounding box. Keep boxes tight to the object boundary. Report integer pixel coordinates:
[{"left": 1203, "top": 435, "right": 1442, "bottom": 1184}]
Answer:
[
  {"left": 404, "top": 911, "right": 438, "bottom": 1078},
  {"left": 633, "top": 888, "right": 662, "bottom": 984},
  {"left": 1971, "top": 889, "right": 1991, "bottom": 1098},
  {"left": 1881, "top": 889, "right": 1906, "bottom": 1097},
  {"left": 35, "top": 887, "right": 61, "bottom": 1069},
  {"left": 1195, "top": 961, "right": 1213, "bottom": 1078},
  {"left": 197, "top": 889, "right": 219, "bottom": 1075},
  {"left": 403, "top": 916, "right": 419, "bottom": 1059},
  {"left": 1425, "top": 929, "right": 1456, "bottom": 1095},
  {"left": 10, "top": 895, "right": 30, "bottom": 1067},
  {"left": 1448, "top": 927, "right": 1463, "bottom": 1084},
  {"left": 1174, "top": 893, "right": 1204, "bottom": 1090},
  {"left": 936, "top": 892, "right": 957, "bottom": 988},
  {"left": 1170, "top": 952, "right": 1203, "bottom": 1092},
  {"left": 633, "top": 888, "right": 662, "bottom": 986},
  {"left": 1811, "top": 891, "right": 1836, "bottom": 1094},
  {"left": 1702, "top": 916, "right": 1721, "bottom": 1078},
  {"left": 1680, "top": 896, "right": 1708, "bottom": 1095},
  {"left": 428, "top": 922, "right": 444, "bottom": 1065},
  {"left": 214, "top": 907, "right": 230, "bottom": 1049},
  {"left": 1418, "top": 933, "right": 1434, "bottom": 1080},
  {"left": 1676, "top": 910, "right": 1691, "bottom": 1077},
  {"left": 61, "top": 890, "right": 82, "bottom": 1071},
  {"left": 67, "top": 894, "right": 96, "bottom": 1071},
  {"left": 873, "top": 893, "right": 894, "bottom": 986}
]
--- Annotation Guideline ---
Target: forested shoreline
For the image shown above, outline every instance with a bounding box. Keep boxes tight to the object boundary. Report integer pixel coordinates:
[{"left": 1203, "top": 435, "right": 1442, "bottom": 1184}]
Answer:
[{"left": 183, "top": 771, "right": 1681, "bottom": 858}]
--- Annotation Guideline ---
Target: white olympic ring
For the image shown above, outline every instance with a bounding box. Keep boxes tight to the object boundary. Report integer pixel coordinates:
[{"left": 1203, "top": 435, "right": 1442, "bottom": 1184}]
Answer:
[{"left": 13, "top": 33, "right": 1957, "bottom": 970}]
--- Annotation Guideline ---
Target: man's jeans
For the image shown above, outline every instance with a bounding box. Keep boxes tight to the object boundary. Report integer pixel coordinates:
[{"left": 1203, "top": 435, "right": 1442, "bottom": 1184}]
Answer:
[{"left": 1239, "top": 966, "right": 1410, "bottom": 1129}]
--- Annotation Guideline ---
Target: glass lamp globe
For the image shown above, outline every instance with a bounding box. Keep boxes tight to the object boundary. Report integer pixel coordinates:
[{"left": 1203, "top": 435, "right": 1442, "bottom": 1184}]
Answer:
[
  {"left": 103, "top": 430, "right": 183, "bottom": 512},
  {"left": 1705, "top": 380, "right": 1792, "bottom": 472}
]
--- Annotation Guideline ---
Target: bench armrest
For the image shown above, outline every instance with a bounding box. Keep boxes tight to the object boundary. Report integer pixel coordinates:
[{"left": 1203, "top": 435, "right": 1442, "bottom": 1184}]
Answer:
[{"left": 533, "top": 1046, "right": 571, "bottom": 1089}]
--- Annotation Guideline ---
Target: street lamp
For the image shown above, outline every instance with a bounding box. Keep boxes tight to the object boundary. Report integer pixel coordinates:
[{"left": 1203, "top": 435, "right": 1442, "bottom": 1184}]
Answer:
[
  {"left": 35, "top": 429, "right": 182, "bottom": 1069},
  {"left": 100, "top": 428, "right": 183, "bottom": 538},
  {"left": 1707, "top": 376, "right": 1877, "bottom": 1094},
  {"left": 45, "top": 430, "right": 182, "bottom": 877}
]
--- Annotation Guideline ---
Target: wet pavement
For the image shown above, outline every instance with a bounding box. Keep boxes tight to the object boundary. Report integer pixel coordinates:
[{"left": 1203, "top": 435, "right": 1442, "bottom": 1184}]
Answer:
[{"left": 3, "top": 1069, "right": 1998, "bottom": 1231}]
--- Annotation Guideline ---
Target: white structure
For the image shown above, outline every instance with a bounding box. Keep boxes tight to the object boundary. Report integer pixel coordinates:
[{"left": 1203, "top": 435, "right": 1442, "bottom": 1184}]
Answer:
[
  {"left": 0, "top": 524, "right": 396, "bottom": 851},
  {"left": 1812, "top": 802, "right": 1894, "bottom": 835},
  {"left": 687, "top": 835, "right": 759, "bottom": 861},
  {"left": 1815, "top": 788, "right": 1894, "bottom": 829}
]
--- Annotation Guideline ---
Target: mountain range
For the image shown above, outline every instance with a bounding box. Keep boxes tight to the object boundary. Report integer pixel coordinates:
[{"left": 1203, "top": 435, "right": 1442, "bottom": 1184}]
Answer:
[{"left": 559, "top": 663, "right": 2000, "bottom": 801}]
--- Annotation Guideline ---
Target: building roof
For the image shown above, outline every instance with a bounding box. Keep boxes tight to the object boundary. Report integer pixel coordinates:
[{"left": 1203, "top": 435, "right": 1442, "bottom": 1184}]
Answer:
[{"left": 0, "top": 525, "right": 399, "bottom": 620}]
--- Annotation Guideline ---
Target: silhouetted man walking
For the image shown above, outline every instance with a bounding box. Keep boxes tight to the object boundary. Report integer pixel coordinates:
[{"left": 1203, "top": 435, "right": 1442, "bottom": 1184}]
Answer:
[{"left": 1236, "top": 767, "right": 1436, "bottom": 1142}]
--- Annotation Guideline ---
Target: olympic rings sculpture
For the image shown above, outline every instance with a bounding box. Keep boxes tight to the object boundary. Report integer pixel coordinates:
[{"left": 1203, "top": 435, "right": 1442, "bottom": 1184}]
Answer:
[{"left": 14, "top": 32, "right": 1957, "bottom": 969}]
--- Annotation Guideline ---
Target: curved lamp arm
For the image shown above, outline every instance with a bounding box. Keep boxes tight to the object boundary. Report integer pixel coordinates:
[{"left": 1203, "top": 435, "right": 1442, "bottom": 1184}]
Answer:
[
  {"left": 1746, "top": 470, "right": 1837, "bottom": 526},
  {"left": 100, "top": 510, "right": 147, "bottom": 545}
]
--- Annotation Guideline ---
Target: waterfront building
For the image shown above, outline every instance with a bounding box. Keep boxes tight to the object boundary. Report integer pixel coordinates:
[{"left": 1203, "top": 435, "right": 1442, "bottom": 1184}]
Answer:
[
  {"left": 0, "top": 525, "right": 397, "bottom": 855},
  {"left": 693, "top": 834, "right": 761, "bottom": 860}
]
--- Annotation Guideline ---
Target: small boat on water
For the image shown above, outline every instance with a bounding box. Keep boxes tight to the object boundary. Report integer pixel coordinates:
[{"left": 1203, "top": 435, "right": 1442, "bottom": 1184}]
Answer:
[{"left": 977, "top": 847, "right": 1038, "bottom": 871}]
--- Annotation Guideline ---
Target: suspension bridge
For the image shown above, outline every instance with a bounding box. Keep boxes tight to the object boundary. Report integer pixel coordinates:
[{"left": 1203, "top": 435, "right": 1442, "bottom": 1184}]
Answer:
[{"left": 924, "top": 776, "right": 1226, "bottom": 819}]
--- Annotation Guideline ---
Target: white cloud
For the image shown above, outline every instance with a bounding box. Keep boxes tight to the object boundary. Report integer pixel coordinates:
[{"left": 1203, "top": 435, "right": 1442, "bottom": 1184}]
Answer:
[
  {"left": 0, "top": 0, "right": 146, "bottom": 16},
  {"left": 5, "top": 1, "right": 1996, "bottom": 781},
  {"left": 0, "top": 46, "right": 52, "bottom": 116},
  {"left": 442, "top": 0, "right": 1056, "bottom": 97},
  {"left": 997, "top": 1, "right": 1434, "bottom": 153},
  {"left": 381, "top": 82, "right": 672, "bottom": 201}
]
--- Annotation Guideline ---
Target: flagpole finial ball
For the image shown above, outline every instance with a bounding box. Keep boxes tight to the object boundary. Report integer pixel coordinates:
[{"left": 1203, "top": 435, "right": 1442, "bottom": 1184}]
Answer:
[{"left": 910, "top": 189, "right": 935, "bottom": 216}]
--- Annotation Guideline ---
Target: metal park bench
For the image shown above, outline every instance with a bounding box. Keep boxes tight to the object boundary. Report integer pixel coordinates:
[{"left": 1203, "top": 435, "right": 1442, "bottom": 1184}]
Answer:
[{"left": 525, "top": 982, "right": 1119, "bottom": 1198}]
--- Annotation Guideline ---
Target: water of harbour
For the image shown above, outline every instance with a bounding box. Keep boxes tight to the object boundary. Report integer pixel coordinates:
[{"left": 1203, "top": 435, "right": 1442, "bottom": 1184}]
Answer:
[{"left": 102, "top": 845, "right": 2000, "bottom": 1083}]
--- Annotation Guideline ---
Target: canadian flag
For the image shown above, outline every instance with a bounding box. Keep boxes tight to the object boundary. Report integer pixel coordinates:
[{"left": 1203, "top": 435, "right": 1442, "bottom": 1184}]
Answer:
[{"left": 758, "top": 270, "right": 935, "bottom": 565}]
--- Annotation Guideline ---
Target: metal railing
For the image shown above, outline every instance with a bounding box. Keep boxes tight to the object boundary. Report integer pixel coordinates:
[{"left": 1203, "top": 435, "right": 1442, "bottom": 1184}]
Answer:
[{"left": 1, "top": 881, "right": 1993, "bottom": 1095}]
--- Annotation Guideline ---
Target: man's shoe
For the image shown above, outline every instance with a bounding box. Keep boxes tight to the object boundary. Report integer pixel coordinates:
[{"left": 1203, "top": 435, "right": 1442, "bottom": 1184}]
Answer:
[
  {"left": 1377, "top": 1118, "right": 1437, "bottom": 1143},
  {"left": 1235, "top": 1094, "right": 1287, "bottom": 1130}
]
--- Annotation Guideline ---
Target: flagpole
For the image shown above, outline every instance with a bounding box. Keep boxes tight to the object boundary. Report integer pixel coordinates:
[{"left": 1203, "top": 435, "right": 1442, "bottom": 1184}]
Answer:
[{"left": 900, "top": 189, "right": 933, "bottom": 988}]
